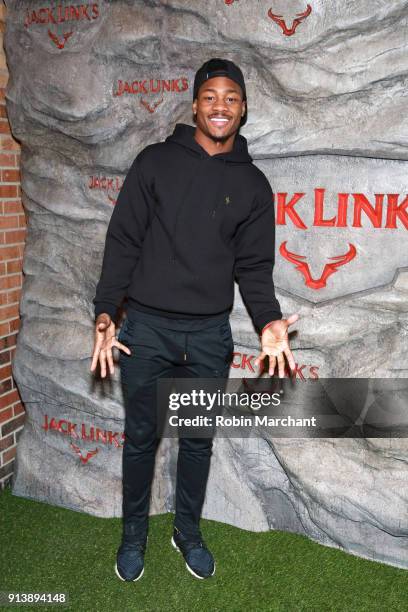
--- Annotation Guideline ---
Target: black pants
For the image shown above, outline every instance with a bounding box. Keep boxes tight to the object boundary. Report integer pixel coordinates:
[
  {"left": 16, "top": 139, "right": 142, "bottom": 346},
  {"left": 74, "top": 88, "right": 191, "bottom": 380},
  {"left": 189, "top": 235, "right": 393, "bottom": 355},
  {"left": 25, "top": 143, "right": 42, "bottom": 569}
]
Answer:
[{"left": 118, "top": 307, "right": 234, "bottom": 540}]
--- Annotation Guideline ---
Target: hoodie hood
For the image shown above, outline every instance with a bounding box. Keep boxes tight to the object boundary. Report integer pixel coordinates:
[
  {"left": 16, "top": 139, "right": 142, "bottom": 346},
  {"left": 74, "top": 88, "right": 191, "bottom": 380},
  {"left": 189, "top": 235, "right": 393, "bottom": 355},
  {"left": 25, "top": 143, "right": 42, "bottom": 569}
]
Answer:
[{"left": 165, "top": 122, "right": 253, "bottom": 164}]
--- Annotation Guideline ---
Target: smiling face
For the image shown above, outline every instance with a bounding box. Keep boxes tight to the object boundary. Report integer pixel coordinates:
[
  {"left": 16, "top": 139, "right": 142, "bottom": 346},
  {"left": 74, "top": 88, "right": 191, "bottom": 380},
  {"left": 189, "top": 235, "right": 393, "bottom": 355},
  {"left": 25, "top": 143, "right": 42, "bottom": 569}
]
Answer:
[{"left": 192, "top": 76, "right": 246, "bottom": 145}]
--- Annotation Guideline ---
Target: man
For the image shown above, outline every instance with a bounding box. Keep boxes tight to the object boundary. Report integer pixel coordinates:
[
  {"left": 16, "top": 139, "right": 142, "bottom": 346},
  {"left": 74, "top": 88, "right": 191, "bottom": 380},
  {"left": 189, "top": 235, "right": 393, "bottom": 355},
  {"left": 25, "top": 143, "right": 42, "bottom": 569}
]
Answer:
[{"left": 90, "top": 58, "right": 298, "bottom": 581}]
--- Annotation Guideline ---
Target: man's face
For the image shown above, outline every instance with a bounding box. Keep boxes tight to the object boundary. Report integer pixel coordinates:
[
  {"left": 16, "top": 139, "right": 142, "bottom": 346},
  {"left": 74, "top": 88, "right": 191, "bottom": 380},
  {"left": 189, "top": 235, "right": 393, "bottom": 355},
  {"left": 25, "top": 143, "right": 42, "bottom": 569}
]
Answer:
[{"left": 192, "top": 76, "right": 246, "bottom": 143}]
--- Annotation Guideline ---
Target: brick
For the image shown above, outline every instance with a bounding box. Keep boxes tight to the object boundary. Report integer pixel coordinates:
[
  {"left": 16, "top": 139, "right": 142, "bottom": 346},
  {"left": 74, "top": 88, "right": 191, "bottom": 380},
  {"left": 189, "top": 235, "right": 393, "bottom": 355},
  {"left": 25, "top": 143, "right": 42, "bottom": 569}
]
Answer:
[
  {"left": 0, "top": 216, "right": 18, "bottom": 229},
  {"left": 0, "top": 475, "right": 13, "bottom": 490},
  {"left": 0, "top": 433, "right": 13, "bottom": 451},
  {"left": 0, "top": 459, "right": 13, "bottom": 480},
  {"left": 2, "top": 445, "right": 16, "bottom": 463},
  {"left": 0, "top": 378, "right": 11, "bottom": 394},
  {"left": 0, "top": 116, "right": 10, "bottom": 132},
  {"left": 0, "top": 349, "right": 10, "bottom": 365},
  {"left": 2, "top": 412, "right": 25, "bottom": 436},
  {"left": 0, "top": 406, "right": 12, "bottom": 423},
  {"left": 0, "top": 322, "right": 8, "bottom": 335},
  {"left": 18, "top": 214, "right": 26, "bottom": 228},
  {"left": 13, "top": 403, "right": 25, "bottom": 416},
  {"left": 6, "top": 260, "right": 23, "bottom": 274},
  {"left": 0, "top": 184, "right": 17, "bottom": 197},
  {"left": 3, "top": 200, "right": 23, "bottom": 214},
  {"left": 0, "top": 363, "right": 12, "bottom": 378},
  {"left": 2, "top": 169, "right": 19, "bottom": 182},
  {"left": 0, "top": 333, "right": 17, "bottom": 350},
  {"left": 0, "top": 303, "right": 19, "bottom": 319},
  {"left": 5, "top": 229, "right": 26, "bottom": 243},
  {"left": 0, "top": 274, "right": 20, "bottom": 290},
  {"left": 0, "top": 389, "right": 19, "bottom": 409},
  {"left": 0, "top": 262, "right": 5, "bottom": 275},
  {"left": 0, "top": 136, "right": 21, "bottom": 151},
  {"left": 0, "top": 153, "right": 15, "bottom": 166},
  {"left": 0, "top": 243, "right": 20, "bottom": 261},
  {"left": 8, "top": 317, "right": 20, "bottom": 333},
  {"left": 7, "top": 288, "right": 21, "bottom": 303}
]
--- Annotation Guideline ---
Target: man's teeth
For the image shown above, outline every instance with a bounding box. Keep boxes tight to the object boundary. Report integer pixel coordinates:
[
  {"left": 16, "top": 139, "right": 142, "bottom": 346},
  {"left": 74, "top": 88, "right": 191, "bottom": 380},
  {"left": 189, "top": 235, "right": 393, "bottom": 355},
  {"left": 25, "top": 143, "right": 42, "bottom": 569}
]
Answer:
[{"left": 210, "top": 117, "right": 229, "bottom": 122}]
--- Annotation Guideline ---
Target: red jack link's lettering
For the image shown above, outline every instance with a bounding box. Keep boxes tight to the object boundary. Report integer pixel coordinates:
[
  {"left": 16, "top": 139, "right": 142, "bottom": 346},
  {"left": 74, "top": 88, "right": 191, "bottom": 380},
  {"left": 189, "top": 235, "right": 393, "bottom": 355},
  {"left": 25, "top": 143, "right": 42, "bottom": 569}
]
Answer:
[
  {"left": 385, "top": 194, "right": 408, "bottom": 229},
  {"left": 276, "top": 192, "right": 307, "bottom": 228},
  {"left": 231, "top": 354, "right": 319, "bottom": 379},
  {"left": 24, "top": 4, "right": 99, "bottom": 28},
  {"left": 114, "top": 78, "right": 189, "bottom": 97},
  {"left": 276, "top": 189, "right": 408, "bottom": 230},
  {"left": 241, "top": 354, "right": 256, "bottom": 373},
  {"left": 314, "top": 188, "right": 336, "bottom": 226},
  {"left": 42, "top": 415, "right": 124, "bottom": 447}
]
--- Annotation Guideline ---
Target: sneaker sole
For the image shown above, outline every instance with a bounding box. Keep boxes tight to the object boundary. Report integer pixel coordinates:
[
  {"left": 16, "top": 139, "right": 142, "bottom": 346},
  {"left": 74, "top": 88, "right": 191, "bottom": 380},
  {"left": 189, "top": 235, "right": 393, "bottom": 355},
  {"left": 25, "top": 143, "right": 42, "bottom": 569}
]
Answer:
[
  {"left": 114, "top": 561, "right": 144, "bottom": 582},
  {"left": 171, "top": 536, "right": 216, "bottom": 580}
]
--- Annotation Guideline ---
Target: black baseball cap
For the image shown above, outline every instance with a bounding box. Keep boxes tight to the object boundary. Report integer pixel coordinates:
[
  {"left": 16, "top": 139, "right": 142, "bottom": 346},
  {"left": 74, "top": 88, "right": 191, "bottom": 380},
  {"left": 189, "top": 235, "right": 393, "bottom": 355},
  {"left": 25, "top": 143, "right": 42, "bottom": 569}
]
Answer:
[{"left": 193, "top": 58, "right": 248, "bottom": 126}]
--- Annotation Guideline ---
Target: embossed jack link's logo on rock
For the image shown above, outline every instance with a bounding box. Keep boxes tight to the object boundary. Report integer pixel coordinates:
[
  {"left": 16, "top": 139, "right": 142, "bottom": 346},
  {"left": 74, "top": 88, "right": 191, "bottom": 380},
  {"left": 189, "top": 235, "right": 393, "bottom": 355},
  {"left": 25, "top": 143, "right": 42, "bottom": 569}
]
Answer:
[
  {"left": 114, "top": 77, "right": 188, "bottom": 114},
  {"left": 23, "top": 3, "right": 100, "bottom": 48},
  {"left": 89, "top": 175, "right": 124, "bottom": 206},
  {"left": 273, "top": 186, "right": 408, "bottom": 302}
]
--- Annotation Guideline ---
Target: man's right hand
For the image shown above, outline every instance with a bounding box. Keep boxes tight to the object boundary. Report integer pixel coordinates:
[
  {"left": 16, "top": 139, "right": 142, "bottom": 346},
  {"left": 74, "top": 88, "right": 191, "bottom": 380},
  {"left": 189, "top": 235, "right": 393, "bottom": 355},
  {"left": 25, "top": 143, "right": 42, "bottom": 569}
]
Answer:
[{"left": 90, "top": 313, "right": 132, "bottom": 378}]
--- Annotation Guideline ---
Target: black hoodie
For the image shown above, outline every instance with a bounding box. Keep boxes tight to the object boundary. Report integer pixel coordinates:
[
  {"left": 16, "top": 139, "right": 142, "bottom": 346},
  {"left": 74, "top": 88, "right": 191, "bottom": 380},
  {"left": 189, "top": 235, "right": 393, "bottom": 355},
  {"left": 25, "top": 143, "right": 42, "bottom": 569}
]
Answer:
[{"left": 93, "top": 123, "right": 282, "bottom": 332}]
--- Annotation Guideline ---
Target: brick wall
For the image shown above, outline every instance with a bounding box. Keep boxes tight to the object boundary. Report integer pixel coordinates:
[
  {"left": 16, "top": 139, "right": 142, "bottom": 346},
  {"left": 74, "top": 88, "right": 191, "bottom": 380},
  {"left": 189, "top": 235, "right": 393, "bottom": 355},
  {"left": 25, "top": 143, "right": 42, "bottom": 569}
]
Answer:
[{"left": 0, "top": 2, "right": 26, "bottom": 490}]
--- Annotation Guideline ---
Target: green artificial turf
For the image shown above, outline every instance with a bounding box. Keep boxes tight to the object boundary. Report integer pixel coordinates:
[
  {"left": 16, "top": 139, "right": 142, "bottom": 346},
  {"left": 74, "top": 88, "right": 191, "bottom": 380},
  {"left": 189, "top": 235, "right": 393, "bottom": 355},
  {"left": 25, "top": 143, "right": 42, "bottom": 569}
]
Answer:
[{"left": 0, "top": 484, "right": 407, "bottom": 612}]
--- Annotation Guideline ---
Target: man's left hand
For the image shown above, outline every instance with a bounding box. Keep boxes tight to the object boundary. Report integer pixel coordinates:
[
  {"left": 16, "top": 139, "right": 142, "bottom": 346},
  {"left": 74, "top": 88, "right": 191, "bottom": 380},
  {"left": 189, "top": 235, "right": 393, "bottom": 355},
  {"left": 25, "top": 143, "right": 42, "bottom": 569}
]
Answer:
[{"left": 254, "top": 314, "right": 299, "bottom": 378}]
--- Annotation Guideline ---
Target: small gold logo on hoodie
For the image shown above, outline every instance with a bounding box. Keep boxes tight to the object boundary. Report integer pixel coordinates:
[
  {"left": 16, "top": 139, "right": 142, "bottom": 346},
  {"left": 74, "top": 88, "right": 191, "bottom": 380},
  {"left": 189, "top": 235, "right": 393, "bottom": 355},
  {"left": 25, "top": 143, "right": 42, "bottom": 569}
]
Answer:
[{"left": 225, "top": 195, "right": 231, "bottom": 205}]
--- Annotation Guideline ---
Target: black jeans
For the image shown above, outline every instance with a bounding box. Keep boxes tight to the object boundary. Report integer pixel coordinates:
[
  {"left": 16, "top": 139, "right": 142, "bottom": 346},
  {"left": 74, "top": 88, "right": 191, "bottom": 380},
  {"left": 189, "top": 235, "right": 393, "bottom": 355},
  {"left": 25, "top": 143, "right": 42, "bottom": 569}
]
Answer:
[{"left": 118, "top": 307, "right": 234, "bottom": 540}]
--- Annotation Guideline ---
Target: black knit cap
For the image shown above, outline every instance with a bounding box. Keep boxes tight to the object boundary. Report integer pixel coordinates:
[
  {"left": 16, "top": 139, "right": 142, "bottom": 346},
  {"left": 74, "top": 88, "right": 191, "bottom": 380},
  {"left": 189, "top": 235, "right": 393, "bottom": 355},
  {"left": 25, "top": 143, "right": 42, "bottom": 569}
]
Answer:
[{"left": 193, "top": 58, "right": 247, "bottom": 126}]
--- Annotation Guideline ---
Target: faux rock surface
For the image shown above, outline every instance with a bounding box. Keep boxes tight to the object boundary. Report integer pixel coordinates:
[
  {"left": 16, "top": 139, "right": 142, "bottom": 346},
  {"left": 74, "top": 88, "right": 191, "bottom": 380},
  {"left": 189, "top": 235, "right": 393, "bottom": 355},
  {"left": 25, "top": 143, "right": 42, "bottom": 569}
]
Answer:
[{"left": 4, "top": 0, "right": 408, "bottom": 569}]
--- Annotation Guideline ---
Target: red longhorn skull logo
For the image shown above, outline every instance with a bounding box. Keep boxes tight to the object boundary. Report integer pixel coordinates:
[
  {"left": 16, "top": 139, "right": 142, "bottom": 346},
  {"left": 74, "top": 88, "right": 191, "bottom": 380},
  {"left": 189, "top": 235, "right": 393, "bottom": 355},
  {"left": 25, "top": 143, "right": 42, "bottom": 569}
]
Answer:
[
  {"left": 70, "top": 442, "right": 99, "bottom": 464},
  {"left": 280, "top": 241, "right": 357, "bottom": 289},
  {"left": 268, "top": 4, "right": 312, "bottom": 36},
  {"left": 140, "top": 97, "right": 164, "bottom": 114},
  {"left": 47, "top": 29, "right": 74, "bottom": 48}
]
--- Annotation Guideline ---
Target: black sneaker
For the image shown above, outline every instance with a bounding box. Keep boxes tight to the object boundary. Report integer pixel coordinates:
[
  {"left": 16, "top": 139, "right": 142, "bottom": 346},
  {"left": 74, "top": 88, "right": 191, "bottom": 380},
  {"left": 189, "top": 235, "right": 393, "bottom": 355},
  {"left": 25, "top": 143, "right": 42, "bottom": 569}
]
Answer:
[
  {"left": 171, "top": 526, "right": 215, "bottom": 579},
  {"left": 115, "top": 535, "right": 147, "bottom": 582}
]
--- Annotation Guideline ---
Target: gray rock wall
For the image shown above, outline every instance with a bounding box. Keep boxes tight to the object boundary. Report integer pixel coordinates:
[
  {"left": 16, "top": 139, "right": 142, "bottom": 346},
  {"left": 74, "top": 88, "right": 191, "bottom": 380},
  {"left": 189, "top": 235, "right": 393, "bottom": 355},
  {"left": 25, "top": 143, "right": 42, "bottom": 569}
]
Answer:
[{"left": 5, "top": 0, "right": 408, "bottom": 569}]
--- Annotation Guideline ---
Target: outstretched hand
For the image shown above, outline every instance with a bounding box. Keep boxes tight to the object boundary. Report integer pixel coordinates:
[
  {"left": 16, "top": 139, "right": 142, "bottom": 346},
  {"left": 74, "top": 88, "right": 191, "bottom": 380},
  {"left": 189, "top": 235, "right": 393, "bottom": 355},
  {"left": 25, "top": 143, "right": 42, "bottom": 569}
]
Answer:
[
  {"left": 90, "top": 313, "right": 131, "bottom": 378},
  {"left": 254, "top": 313, "right": 299, "bottom": 378}
]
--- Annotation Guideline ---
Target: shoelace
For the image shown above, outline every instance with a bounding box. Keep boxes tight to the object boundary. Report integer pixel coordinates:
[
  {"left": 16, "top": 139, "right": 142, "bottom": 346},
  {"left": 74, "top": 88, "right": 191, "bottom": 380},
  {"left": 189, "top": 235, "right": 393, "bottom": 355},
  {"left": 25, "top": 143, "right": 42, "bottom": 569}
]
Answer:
[
  {"left": 179, "top": 538, "right": 208, "bottom": 554},
  {"left": 120, "top": 540, "right": 146, "bottom": 554}
]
